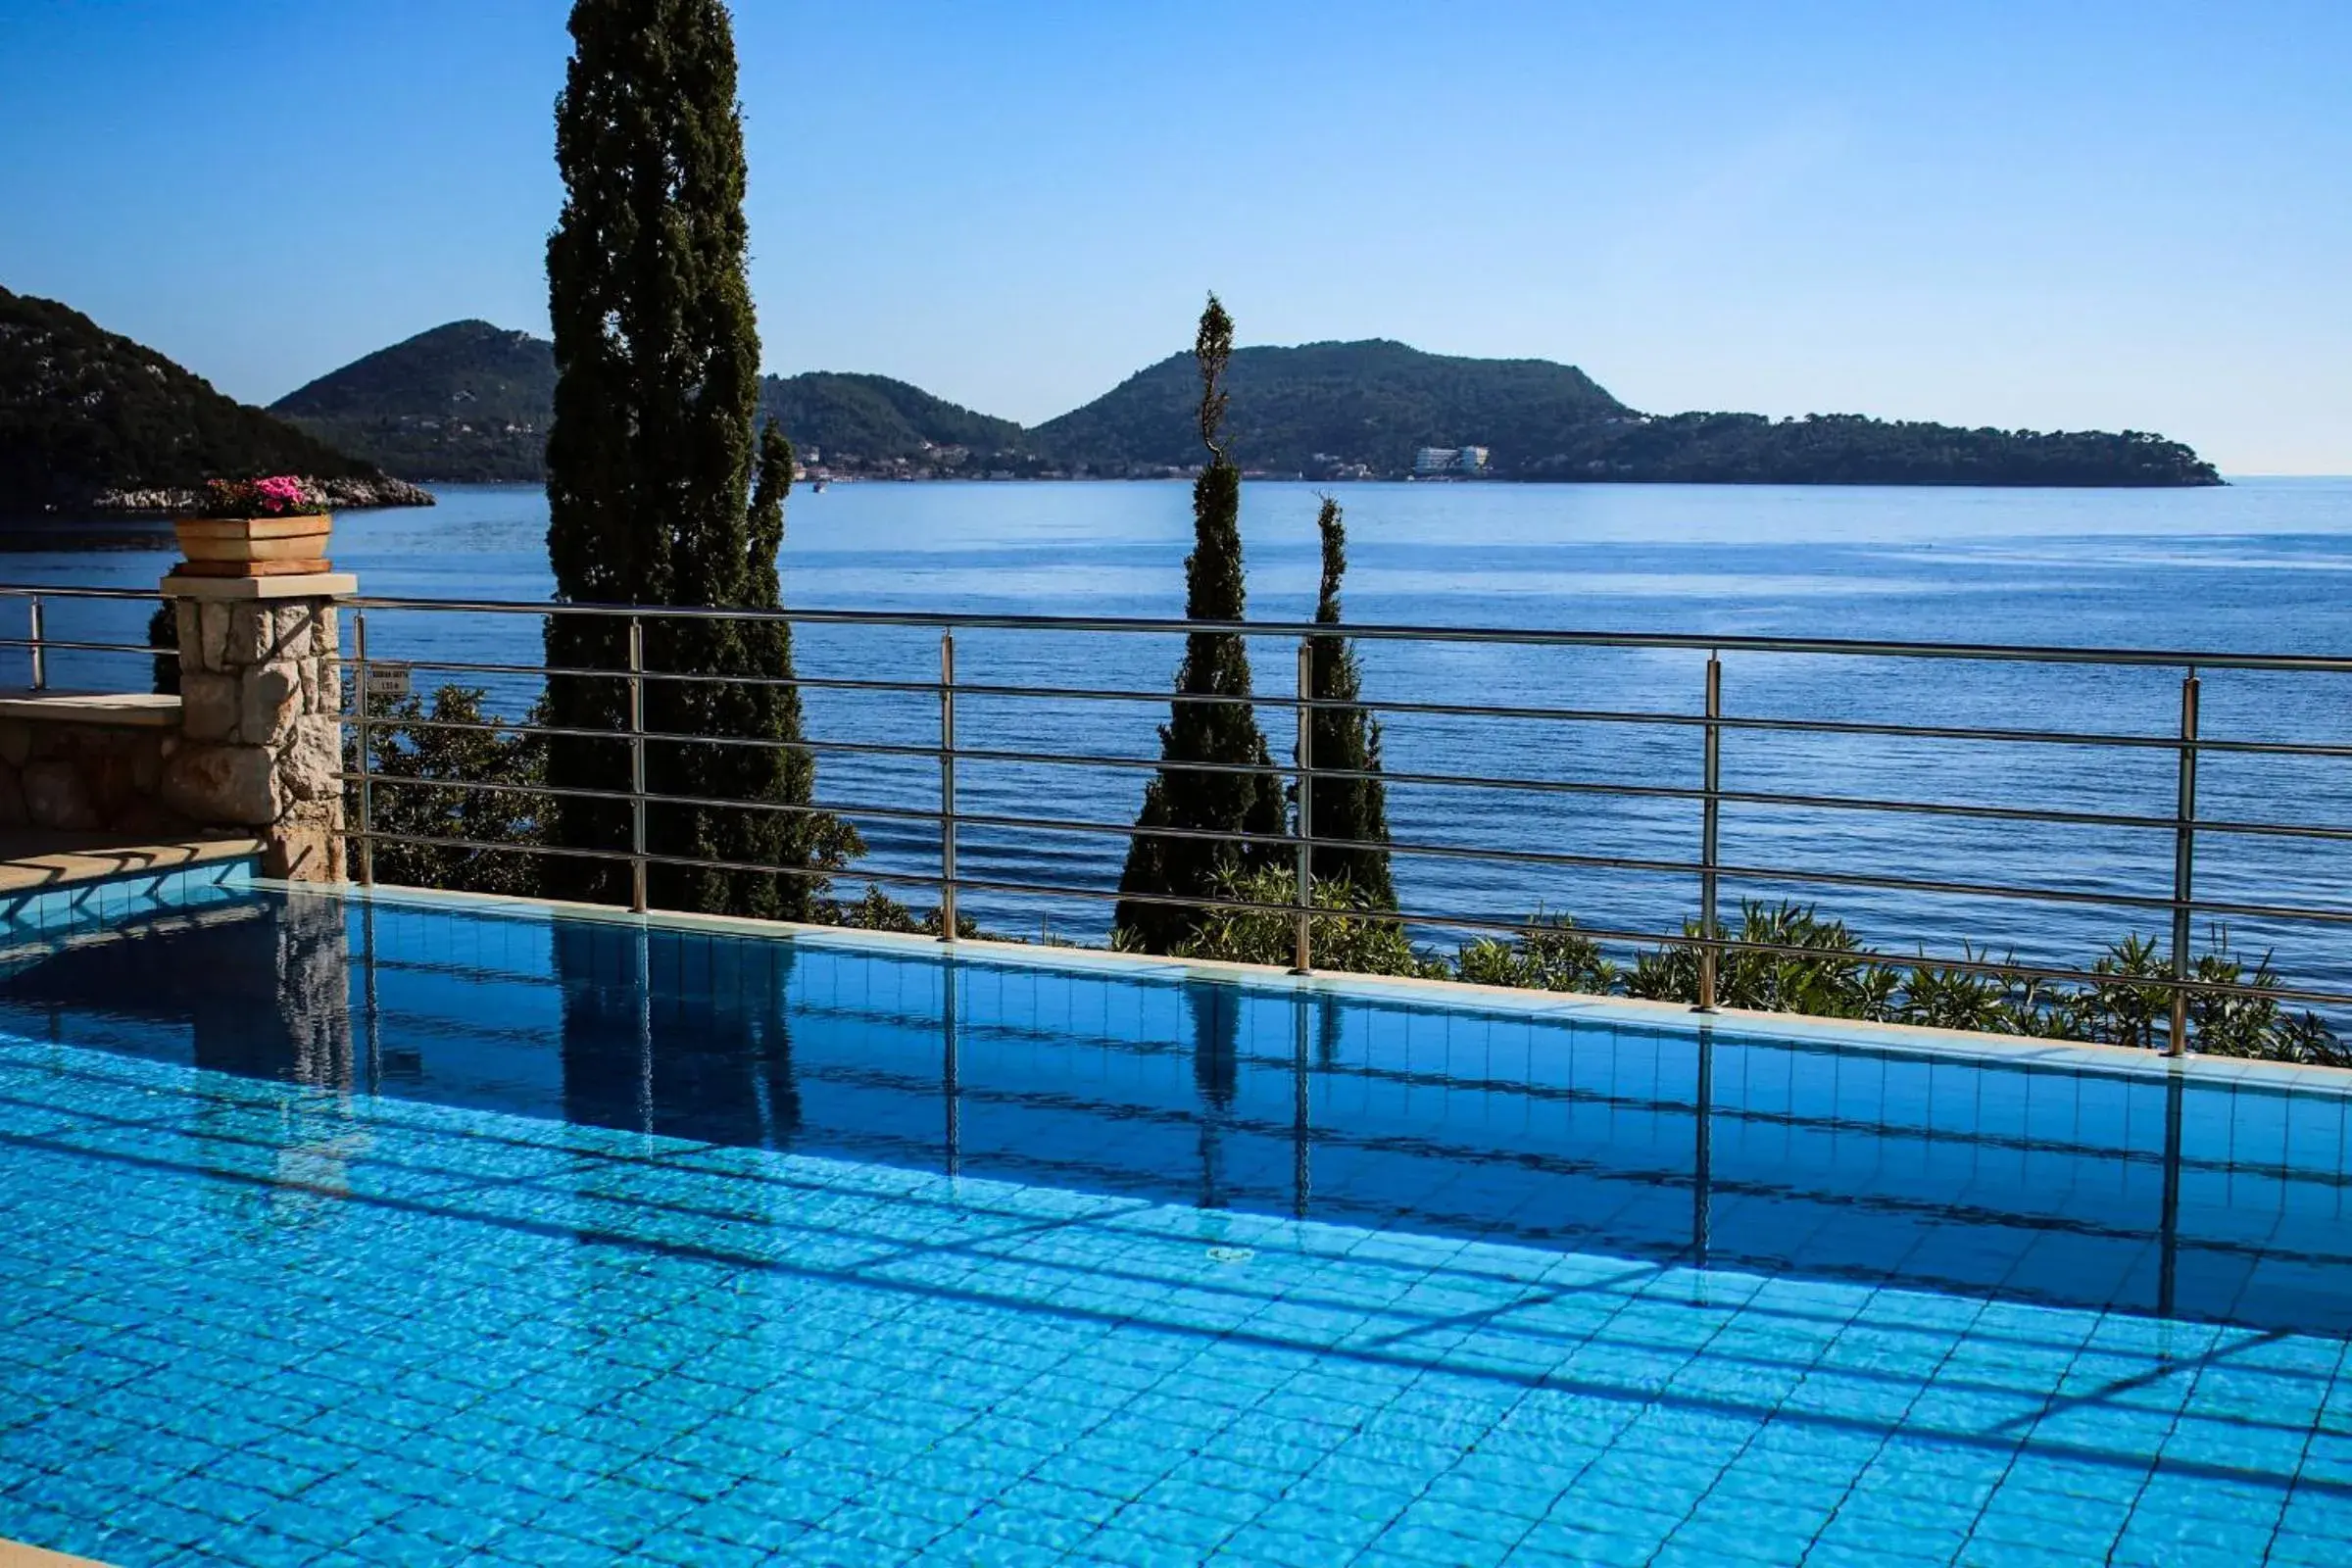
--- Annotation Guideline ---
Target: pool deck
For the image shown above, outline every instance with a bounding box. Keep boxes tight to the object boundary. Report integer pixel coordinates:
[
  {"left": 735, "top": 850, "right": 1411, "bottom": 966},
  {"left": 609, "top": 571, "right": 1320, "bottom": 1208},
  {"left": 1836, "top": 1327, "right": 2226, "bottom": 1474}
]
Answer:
[
  {"left": 0, "top": 1539, "right": 104, "bottom": 1566},
  {"left": 0, "top": 833, "right": 260, "bottom": 897}
]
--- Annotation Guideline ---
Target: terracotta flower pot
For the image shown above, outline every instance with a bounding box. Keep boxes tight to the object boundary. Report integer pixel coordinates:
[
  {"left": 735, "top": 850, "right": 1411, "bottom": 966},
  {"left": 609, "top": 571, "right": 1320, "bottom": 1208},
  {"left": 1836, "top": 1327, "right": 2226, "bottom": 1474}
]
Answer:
[{"left": 172, "top": 513, "right": 334, "bottom": 578}]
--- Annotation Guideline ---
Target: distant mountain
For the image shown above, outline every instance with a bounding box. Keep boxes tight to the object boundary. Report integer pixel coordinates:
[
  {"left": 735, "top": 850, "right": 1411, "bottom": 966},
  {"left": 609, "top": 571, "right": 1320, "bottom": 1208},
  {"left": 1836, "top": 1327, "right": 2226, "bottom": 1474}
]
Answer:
[
  {"left": 273, "top": 319, "right": 554, "bottom": 483},
  {"left": 1032, "top": 338, "right": 2219, "bottom": 486},
  {"left": 1511, "top": 411, "right": 2221, "bottom": 486},
  {"left": 0, "top": 286, "right": 429, "bottom": 515},
  {"left": 268, "top": 318, "right": 2221, "bottom": 489},
  {"left": 758, "top": 372, "right": 1024, "bottom": 467},
  {"left": 274, "top": 325, "right": 1030, "bottom": 481},
  {"left": 1030, "top": 339, "right": 1628, "bottom": 473}
]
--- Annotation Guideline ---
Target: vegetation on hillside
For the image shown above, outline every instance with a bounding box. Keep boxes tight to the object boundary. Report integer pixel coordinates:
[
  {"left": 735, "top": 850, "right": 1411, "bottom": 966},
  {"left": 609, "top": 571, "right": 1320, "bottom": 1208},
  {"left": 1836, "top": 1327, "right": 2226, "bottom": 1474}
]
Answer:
[
  {"left": 272, "top": 319, "right": 1029, "bottom": 482},
  {"left": 1031, "top": 338, "right": 1626, "bottom": 474},
  {"left": 266, "top": 319, "right": 2223, "bottom": 487},
  {"left": 272, "top": 319, "right": 556, "bottom": 483},
  {"left": 542, "top": 0, "right": 856, "bottom": 920},
  {"left": 1114, "top": 297, "right": 1289, "bottom": 952},
  {"left": 1517, "top": 411, "right": 2220, "bottom": 487},
  {"left": 1032, "top": 339, "right": 2217, "bottom": 484},
  {"left": 0, "top": 285, "right": 398, "bottom": 514},
  {"left": 759, "top": 372, "right": 1024, "bottom": 468}
]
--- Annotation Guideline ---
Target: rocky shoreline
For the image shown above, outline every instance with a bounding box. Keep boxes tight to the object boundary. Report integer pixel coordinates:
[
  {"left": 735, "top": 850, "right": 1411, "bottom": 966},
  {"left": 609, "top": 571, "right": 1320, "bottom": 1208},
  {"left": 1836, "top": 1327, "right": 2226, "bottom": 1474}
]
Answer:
[{"left": 84, "top": 475, "right": 436, "bottom": 514}]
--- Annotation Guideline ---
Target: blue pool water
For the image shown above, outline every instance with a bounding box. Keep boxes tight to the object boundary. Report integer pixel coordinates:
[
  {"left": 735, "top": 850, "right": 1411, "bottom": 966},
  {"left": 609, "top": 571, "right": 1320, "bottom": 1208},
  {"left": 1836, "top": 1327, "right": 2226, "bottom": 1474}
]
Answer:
[{"left": 0, "top": 879, "right": 2347, "bottom": 1566}]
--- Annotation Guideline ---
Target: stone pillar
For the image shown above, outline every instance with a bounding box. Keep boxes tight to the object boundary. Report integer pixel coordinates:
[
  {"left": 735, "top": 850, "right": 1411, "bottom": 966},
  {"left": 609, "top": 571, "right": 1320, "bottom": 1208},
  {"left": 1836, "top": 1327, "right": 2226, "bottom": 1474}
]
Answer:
[{"left": 158, "top": 572, "right": 354, "bottom": 881}]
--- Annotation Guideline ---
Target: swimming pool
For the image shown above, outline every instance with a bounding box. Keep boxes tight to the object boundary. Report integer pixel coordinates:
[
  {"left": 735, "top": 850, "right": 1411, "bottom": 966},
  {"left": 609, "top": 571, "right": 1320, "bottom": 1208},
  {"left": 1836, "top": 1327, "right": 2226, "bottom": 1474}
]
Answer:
[{"left": 0, "top": 881, "right": 2345, "bottom": 1566}]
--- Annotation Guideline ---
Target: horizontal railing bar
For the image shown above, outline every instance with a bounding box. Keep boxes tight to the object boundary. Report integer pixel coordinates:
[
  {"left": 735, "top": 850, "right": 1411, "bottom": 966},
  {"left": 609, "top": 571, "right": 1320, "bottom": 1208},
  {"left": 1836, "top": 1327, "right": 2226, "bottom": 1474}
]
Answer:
[
  {"left": 326, "top": 591, "right": 2352, "bottom": 674},
  {"left": 336, "top": 714, "right": 2352, "bottom": 859},
  {"left": 2195, "top": 736, "right": 2352, "bottom": 760},
  {"left": 7, "top": 578, "right": 2352, "bottom": 679},
  {"left": 0, "top": 586, "right": 157, "bottom": 602},
  {"left": 338, "top": 652, "right": 945, "bottom": 700},
  {"left": 336, "top": 770, "right": 945, "bottom": 827},
  {"left": 351, "top": 765, "right": 2352, "bottom": 925},
  {"left": 354, "top": 772, "right": 1316, "bottom": 858},
  {"left": 0, "top": 636, "right": 155, "bottom": 658},
  {"left": 333, "top": 668, "right": 2352, "bottom": 765}
]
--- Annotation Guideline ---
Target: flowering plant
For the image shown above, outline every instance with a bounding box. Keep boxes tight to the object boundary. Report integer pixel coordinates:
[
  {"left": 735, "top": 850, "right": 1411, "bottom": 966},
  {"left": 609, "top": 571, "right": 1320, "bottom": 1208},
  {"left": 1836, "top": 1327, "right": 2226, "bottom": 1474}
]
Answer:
[{"left": 195, "top": 475, "right": 320, "bottom": 517}]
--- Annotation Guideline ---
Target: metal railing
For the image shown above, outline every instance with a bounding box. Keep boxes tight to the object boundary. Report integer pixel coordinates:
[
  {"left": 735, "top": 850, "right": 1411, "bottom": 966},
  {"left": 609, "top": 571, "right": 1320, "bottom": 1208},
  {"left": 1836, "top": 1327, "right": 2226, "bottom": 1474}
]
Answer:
[{"left": 7, "top": 581, "right": 2352, "bottom": 1054}]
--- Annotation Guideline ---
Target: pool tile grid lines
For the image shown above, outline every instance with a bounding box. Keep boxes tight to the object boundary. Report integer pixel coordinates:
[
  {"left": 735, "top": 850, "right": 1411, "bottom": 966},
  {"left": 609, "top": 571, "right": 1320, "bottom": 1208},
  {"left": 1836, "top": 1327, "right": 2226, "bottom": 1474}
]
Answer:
[
  {"left": 0, "top": 1039, "right": 2348, "bottom": 1566},
  {"left": 0, "top": 858, "right": 255, "bottom": 966},
  {"left": 0, "top": 877, "right": 2350, "bottom": 1564},
  {"left": 317, "top": 875, "right": 2352, "bottom": 1104}
]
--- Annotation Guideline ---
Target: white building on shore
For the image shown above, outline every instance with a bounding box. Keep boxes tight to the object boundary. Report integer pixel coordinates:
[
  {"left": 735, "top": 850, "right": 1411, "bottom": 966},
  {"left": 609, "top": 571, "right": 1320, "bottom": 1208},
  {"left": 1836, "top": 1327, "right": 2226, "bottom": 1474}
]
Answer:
[{"left": 1412, "top": 446, "right": 1492, "bottom": 477}]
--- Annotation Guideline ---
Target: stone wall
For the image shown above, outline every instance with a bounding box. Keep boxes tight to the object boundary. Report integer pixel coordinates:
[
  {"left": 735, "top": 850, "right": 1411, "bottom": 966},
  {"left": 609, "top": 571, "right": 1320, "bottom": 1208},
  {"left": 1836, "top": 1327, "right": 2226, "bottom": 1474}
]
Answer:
[
  {"left": 0, "top": 712, "right": 188, "bottom": 836},
  {"left": 160, "top": 593, "right": 344, "bottom": 880}
]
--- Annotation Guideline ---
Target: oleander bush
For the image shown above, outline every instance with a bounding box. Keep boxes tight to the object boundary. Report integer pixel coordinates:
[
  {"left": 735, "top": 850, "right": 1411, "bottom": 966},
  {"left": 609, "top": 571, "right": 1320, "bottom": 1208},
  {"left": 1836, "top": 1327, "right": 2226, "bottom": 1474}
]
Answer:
[
  {"left": 1455, "top": 913, "right": 1615, "bottom": 995},
  {"left": 1162, "top": 864, "right": 1437, "bottom": 977}
]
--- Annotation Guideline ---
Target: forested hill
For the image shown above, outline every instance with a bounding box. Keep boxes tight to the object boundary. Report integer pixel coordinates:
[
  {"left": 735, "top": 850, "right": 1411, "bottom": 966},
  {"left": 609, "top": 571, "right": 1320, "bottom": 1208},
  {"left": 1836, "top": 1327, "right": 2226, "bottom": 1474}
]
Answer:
[
  {"left": 0, "top": 286, "right": 428, "bottom": 514},
  {"left": 263, "top": 318, "right": 2221, "bottom": 488},
  {"left": 1514, "top": 412, "right": 2221, "bottom": 487},
  {"left": 1032, "top": 339, "right": 2220, "bottom": 486},
  {"left": 758, "top": 373, "right": 1023, "bottom": 466},
  {"left": 274, "top": 324, "right": 1024, "bottom": 481},
  {"left": 1030, "top": 339, "right": 1629, "bottom": 472},
  {"left": 273, "top": 319, "right": 555, "bottom": 483}
]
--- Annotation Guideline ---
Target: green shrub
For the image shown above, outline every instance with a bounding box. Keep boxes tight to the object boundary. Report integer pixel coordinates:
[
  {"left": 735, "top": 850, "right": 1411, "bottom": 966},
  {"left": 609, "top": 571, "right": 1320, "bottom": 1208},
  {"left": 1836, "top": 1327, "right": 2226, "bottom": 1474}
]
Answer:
[
  {"left": 1626, "top": 901, "right": 1896, "bottom": 1020},
  {"left": 350, "top": 685, "right": 545, "bottom": 898},
  {"left": 824, "top": 883, "right": 980, "bottom": 939},
  {"left": 1455, "top": 913, "right": 1614, "bottom": 994},
  {"left": 1171, "top": 864, "right": 1438, "bottom": 977}
]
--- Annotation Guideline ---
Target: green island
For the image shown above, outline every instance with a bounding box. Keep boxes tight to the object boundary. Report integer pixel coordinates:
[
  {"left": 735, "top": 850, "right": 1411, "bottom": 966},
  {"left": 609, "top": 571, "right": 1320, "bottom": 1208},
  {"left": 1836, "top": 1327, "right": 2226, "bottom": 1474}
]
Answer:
[
  {"left": 274, "top": 322, "right": 2222, "bottom": 487},
  {"left": 0, "top": 289, "right": 2222, "bottom": 511},
  {"left": 0, "top": 285, "right": 428, "bottom": 514}
]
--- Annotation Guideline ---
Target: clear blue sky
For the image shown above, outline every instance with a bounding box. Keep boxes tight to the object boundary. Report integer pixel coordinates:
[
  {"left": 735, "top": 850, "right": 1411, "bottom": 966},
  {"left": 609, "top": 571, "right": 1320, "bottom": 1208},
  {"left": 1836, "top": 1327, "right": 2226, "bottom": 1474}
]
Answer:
[{"left": 3, "top": 0, "right": 2346, "bottom": 471}]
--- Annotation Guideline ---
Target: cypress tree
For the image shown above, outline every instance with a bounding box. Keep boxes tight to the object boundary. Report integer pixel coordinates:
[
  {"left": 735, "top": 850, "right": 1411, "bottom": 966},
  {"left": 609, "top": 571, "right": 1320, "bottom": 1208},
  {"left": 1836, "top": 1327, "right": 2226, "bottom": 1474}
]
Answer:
[
  {"left": 1114, "top": 296, "right": 1286, "bottom": 951},
  {"left": 542, "top": 0, "right": 856, "bottom": 918},
  {"left": 1301, "top": 495, "right": 1396, "bottom": 906}
]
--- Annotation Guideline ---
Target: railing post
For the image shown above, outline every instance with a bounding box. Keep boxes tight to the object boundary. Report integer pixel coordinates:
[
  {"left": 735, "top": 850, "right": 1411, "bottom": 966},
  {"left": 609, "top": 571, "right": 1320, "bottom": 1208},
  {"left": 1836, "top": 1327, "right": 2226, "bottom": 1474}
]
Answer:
[
  {"left": 353, "top": 609, "right": 374, "bottom": 888},
  {"left": 1697, "top": 653, "right": 1722, "bottom": 1013},
  {"left": 1292, "top": 636, "right": 1313, "bottom": 976},
  {"left": 939, "top": 630, "right": 957, "bottom": 943},
  {"left": 1292, "top": 997, "right": 1311, "bottom": 1219},
  {"left": 627, "top": 615, "right": 648, "bottom": 914},
  {"left": 26, "top": 594, "right": 44, "bottom": 692},
  {"left": 943, "top": 955, "right": 961, "bottom": 1177},
  {"left": 2168, "top": 669, "right": 2200, "bottom": 1056}
]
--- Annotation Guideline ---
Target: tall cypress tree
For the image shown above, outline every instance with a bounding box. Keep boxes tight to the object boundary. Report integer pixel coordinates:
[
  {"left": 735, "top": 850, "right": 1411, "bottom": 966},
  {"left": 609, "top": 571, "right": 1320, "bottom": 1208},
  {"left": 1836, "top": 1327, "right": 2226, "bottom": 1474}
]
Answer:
[
  {"left": 1114, "top": 296, "right": 1286, "bottom": 951},
  {"left": 542, "top": 0, "right": 855, "bottom": 918},
  {"left": 1301, "top": 495, "right": 1396, "bottom": 906}
]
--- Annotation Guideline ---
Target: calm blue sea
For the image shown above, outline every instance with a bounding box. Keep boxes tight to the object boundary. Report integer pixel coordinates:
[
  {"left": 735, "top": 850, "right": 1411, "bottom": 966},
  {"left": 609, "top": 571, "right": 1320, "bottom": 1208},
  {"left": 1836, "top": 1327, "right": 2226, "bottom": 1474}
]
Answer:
[{"left": 4, "top": 478, "right": 2349, "bottom": 995}]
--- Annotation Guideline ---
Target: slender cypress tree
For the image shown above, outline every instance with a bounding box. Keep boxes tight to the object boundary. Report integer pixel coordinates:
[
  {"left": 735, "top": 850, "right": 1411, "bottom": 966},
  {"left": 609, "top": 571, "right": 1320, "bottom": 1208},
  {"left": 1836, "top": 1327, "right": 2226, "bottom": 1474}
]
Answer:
[
  {"left": 1114, "top": 296, "right": 1286, "bottom": 951},
  {"left": 542, "top": 0, "right": 855, "bottom": 917},
  {"left": 1301, "top": 495, "right": 1396, "bottom": 906}
]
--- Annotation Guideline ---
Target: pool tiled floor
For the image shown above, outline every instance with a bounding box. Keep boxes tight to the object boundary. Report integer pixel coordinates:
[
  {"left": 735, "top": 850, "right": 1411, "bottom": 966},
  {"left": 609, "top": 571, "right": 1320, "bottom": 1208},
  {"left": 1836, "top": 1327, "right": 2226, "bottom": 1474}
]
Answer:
[{"left": 0, "top": 1038, "right": 2346, "bottom": 1566}]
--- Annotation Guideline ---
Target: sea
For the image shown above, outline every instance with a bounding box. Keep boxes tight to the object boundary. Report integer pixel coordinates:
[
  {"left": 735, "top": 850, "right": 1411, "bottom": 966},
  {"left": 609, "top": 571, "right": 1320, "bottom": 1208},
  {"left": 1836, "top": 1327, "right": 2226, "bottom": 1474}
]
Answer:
[{"left": 6, "top": 477, "right": 2349, "bottom": 1002}]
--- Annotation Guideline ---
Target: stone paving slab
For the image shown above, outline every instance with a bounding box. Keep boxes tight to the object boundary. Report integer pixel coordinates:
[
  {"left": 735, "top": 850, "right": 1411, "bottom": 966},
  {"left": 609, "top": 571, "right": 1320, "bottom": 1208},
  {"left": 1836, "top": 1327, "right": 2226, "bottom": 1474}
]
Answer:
[{"left": 0, "top": 834, "right": 260, "bottom": 896}]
